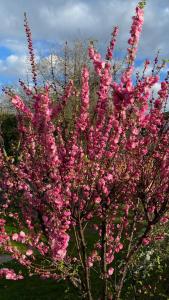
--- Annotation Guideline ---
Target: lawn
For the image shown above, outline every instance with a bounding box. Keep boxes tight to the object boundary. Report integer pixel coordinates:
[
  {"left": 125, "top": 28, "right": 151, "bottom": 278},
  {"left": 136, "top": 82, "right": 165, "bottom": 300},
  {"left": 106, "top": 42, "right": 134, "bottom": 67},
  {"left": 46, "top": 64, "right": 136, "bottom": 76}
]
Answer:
[{"left": 0, "top": 261, "right": 76, "bottom": 300}]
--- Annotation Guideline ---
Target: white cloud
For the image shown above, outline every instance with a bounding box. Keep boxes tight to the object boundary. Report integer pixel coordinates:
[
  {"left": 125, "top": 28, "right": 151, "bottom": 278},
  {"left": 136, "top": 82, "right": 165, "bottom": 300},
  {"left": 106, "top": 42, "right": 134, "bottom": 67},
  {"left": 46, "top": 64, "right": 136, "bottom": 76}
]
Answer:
[
  {"left": 0, "top": 39, "right": 27, "bottom": 54},
  {"left": 0, "top": 0, "right": 168, "bottom": 59},
  {"left": 0, "top": 0, "right": 169, "bottom": 84},
  {"left": 1, "top": 54, "right": 27, "bottom": 77},
  {"left": 7, "top": 55, "right": 18, "bottom": 64},
  {"left": 152, "top": 82, "right": 161, "bottom": 97},
  {"left": 40, "top": 2, "right": 94, "bottom": 28}
]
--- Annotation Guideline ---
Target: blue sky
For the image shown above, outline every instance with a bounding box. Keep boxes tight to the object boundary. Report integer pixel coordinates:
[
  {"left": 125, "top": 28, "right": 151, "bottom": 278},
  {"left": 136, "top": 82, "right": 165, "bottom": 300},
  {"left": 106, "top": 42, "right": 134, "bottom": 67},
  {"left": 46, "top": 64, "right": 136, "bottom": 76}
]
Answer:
[{"left": 0, "top": 0, "right": 169, "bottom": 103}]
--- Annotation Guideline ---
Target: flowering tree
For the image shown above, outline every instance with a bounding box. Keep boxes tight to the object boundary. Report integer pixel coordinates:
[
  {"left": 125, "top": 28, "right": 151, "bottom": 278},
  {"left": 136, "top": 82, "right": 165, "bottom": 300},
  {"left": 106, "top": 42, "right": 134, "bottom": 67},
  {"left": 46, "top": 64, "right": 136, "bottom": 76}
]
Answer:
[{"left": 0, "top": 1, "right": 169, "bottom": 299}]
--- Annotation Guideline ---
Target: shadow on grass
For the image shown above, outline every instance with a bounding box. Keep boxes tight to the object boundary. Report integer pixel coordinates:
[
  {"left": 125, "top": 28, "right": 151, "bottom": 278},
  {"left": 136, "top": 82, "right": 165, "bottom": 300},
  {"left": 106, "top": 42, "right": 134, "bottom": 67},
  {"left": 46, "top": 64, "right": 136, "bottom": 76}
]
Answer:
[
  {"left": 0, "top": 261, "right": 77, "bottom": 300},
  {"left": 0, "top": 276, "right": 77, "bottom": 300}
]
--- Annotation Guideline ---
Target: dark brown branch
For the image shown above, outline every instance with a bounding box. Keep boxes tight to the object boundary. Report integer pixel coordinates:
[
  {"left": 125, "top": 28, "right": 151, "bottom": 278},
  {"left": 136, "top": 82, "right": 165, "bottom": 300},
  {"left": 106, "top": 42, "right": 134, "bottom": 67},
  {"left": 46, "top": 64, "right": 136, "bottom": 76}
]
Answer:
[
  {"left": 77, "top": 218, "right": 93, "bottom": 300},
  {"left": 101, "top": 218, "right": 108, "bottom": 300}
]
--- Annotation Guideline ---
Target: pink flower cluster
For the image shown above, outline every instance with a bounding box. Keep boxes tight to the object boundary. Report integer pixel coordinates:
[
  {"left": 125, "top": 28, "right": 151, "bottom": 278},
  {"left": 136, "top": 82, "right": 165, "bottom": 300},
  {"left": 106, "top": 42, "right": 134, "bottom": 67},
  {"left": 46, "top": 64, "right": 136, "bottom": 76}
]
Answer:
[
  {"left": 127, "top": 6, "right": 144, "bottom": 64},
  {"left": 51, "top": 233, "right": 70, "bottom": 261},
  {"left": 12, "top": 95, "right": 33, "bottom": 120},
  {"left": 0, "top": 219, "right": 8, "bottom": 245},
  {"left": 0, "top": 268, "right": 23, "bottom": 280},
  {"left": 106, "top": 26, "right": 119, "bottom": 60},
  {"left": 12, "top": 231, "right": 26, "bottom": 243},
  {"left": 77, "top": 66, "right": 90, "bottom": 131}
]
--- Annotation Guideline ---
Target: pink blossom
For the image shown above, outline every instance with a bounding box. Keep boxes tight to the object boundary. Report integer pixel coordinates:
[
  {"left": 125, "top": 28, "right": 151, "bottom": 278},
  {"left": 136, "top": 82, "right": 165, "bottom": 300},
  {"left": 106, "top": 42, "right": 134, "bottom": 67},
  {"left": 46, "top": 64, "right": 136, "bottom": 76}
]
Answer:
[
  {"left": 26, "top": 249, "right": 33, "bottom": 256},
  {"left": 12, "top": 233, "right": 19, "bottom": 241},
  {"left": 94, "top": 197, "right": 101, "bottom": 204},
  {"left": 142, "top": 238, "right": 150, "bottom": 246},
  {"left": 0, "top": 268, "right": 23, "bottom": 280},
  {"left": 160, "top": 217, "right": 169, "bottom": 224},
  {"left": 19, "top": 231, "right": 26, "bottom": 238},
  {"left": 108, "top": 267, "right": 114, "bottom": 276}
]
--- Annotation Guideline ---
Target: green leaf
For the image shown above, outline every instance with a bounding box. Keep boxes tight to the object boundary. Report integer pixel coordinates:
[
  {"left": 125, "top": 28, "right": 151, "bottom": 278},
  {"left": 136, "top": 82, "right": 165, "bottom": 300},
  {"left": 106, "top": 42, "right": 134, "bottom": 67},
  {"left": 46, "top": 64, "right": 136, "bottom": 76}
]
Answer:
[{"left": 138, "top": 0, "right": 147, "bottom": 9}]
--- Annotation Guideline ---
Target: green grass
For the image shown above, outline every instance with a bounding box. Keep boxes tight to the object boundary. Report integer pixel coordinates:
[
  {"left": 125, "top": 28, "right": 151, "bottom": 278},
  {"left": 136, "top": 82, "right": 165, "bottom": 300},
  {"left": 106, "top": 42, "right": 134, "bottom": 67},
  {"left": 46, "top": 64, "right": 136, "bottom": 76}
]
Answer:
[
  {"left": 0, "top": 277, "right": 70, "bottom": 300},
  {"left": 0, "top": 261, "right": 76, "bottom": 300}
]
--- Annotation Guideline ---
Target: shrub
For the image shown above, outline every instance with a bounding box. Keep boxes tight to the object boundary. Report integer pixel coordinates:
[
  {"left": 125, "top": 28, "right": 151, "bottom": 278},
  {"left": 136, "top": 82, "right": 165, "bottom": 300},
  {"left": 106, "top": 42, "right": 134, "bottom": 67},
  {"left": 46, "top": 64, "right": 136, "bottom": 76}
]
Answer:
[{"left": 0, "top": 1, "right": 169, "bottom": 299}]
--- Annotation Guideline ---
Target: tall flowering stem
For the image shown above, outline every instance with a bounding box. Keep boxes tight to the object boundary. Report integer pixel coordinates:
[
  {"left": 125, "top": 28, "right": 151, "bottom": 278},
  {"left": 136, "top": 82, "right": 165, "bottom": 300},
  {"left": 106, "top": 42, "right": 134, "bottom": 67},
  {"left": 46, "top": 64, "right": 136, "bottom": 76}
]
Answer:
[
  {"left": 24, "top": 13, "right": 37, "bottom": 92},
  {"left": 106, "top": 26, "right": 119, "bottom": 61}
]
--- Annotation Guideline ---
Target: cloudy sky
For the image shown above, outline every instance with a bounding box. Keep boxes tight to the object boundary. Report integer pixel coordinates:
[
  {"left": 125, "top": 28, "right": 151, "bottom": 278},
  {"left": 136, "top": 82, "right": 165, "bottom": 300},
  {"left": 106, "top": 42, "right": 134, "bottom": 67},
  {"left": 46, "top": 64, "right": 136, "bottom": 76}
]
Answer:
[{"left": 0, "top": 0, "right": 169, "bottom": 91}]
